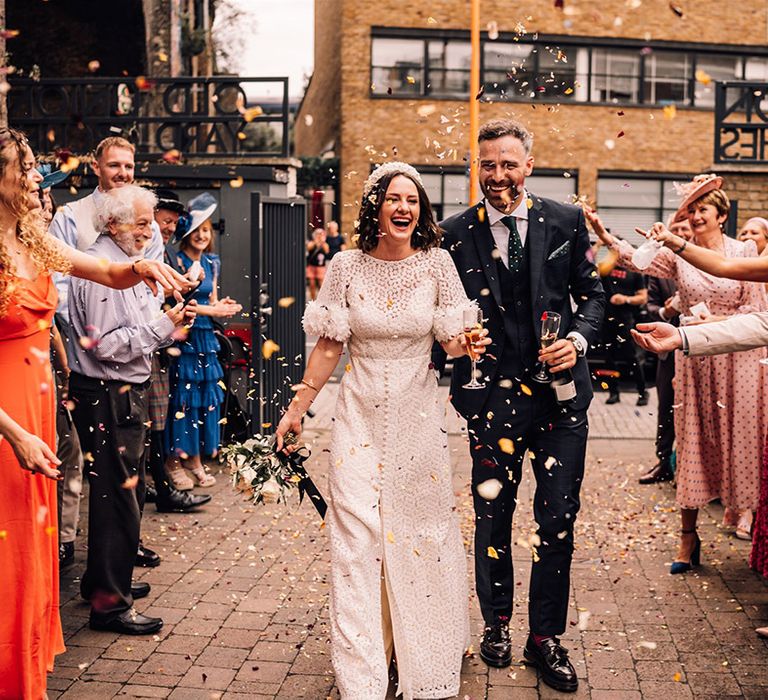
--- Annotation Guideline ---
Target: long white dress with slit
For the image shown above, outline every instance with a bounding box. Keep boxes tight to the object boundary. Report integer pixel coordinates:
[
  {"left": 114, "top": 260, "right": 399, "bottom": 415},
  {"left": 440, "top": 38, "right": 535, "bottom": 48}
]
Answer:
[{"left": 303, "top": 248, "right": 472, "bottom": 699}]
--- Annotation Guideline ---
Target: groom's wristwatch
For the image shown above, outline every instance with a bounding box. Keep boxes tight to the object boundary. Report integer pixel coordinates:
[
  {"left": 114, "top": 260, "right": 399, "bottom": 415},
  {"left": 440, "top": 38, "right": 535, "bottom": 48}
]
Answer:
[{"left": 566, "top": 333, "right": 586, "bottom": 357}]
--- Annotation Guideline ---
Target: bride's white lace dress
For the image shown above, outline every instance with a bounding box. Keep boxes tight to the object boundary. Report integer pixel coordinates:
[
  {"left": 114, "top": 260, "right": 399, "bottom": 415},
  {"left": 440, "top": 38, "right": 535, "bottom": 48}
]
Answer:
[{"left": 303, "top": 247, "right": 472, "bottom": 699}]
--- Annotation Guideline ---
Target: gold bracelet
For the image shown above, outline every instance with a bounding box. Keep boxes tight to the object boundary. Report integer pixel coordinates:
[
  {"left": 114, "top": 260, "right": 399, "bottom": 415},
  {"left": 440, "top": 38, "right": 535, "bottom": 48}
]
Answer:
[{"left": 299, "top": 378, "right": 319, "bottom": 392}]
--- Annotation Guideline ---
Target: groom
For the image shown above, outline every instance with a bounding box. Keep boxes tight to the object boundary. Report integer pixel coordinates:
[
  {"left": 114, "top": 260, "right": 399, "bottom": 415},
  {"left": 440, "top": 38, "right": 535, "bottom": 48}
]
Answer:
[{"left": 436, "top": 119, "right": 604, "bottom": 692}]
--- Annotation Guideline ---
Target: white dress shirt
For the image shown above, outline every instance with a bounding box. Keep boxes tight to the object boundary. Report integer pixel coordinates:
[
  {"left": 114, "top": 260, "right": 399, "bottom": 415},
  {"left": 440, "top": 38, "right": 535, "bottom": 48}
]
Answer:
[{"left": 485, "top": 195, "right": 529, "bottom": 268}]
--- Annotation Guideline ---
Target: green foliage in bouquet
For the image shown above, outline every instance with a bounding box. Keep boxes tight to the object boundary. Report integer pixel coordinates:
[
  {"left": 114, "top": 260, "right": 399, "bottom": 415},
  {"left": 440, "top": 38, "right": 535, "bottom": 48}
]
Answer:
[{"left": 222, "top": 434, "right": 302, "bottom": 506}]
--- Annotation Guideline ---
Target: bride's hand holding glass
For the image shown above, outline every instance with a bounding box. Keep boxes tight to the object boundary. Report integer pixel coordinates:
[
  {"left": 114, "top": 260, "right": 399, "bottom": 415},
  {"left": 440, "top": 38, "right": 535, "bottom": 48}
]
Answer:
[{"left": 458, "top": 326, "right": 491, "bottom": 360}]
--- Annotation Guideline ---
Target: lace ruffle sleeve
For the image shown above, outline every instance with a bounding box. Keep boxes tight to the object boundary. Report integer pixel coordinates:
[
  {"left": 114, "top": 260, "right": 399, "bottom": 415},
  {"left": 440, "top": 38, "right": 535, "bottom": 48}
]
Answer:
[
  {"left": 432, "top": 248, "right": 475, "bottom": 342},
  {"left": 302, "top": 254, "right": 351, "bottom": 343}
]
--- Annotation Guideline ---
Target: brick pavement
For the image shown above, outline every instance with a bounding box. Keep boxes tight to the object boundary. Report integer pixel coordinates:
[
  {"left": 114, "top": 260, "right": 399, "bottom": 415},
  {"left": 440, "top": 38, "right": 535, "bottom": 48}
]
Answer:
[{"left": 50, "top": 387, "right": 768, "bottom": 699}]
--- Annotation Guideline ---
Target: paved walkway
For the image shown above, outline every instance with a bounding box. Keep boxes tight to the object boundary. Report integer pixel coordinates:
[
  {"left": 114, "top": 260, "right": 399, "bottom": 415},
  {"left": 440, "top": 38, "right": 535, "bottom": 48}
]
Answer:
[{"left": 50, "top": 387, "right": 768, "bottom": 699}]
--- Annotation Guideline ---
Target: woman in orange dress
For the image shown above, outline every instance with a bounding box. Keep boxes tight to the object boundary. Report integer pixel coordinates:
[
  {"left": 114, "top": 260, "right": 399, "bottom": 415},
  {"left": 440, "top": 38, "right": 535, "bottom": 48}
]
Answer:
[{"left": 0, "top": 129, "right": 188, "bottom": 700}]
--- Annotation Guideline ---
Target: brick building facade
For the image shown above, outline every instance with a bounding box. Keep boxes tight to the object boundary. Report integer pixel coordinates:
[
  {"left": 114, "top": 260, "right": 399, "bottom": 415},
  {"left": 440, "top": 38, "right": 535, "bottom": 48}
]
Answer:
[{"left": 295, "top": 0, "right": 768, "bottom": 241}]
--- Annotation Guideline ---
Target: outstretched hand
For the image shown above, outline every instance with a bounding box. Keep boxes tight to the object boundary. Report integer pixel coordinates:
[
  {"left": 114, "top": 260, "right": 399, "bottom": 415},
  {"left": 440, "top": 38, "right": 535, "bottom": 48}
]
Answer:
[
  {"left": 630, "top": 322, "right": 683, "bottom": 354},
  {"left": 582, "top": 204, "right": 613, "bottom": 245},
  {"left": 134, "top": 259, "right": 194, "bottom": 296}
]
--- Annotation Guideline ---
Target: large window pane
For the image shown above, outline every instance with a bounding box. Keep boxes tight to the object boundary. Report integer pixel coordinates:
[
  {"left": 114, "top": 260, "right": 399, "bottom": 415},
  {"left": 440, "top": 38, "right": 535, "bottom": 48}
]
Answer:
[
  {"left": 443, "top": 172, "right": 468, "bottom": 210},
  {"left": 643, "top": 52, "right": 690, "bottom": 104},
  {"left": 537, "top": 46, "right": 577, "bottom": 100},
  {"left": 591, "top": 49, "right": 641, "bottom": 103},
  {"left": 598, "top": 177, "right": 680, "bottom": 247},
  {"left": 694, "top": 55, "right": 742, "bottom": 107},
  {"left": 428, "top": 40, "right": 471, "bottom": 96},
  {"left": 420, "top": 173, "right": 442, "bottom": 205},
  {"left": 483, "top": 42, "right": 534, "bottom": 97},
  {"left": 371, "top": 38, "right": 424, "bottom": 96},
  {"left": 527, "top": 174, "right": 577, "bottom": 203}
]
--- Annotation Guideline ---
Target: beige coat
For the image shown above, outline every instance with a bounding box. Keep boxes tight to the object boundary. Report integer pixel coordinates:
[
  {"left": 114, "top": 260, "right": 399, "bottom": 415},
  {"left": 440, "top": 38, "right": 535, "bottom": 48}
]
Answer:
[{"left": 684, "top": 312, "right": 768, "bottom": 356}]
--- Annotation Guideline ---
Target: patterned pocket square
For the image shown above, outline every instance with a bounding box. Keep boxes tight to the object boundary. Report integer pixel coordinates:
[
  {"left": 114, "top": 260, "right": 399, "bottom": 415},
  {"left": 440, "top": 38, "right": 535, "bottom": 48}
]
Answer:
[{"left": 547, "top": 241, "right": 570, "bottom": 260}]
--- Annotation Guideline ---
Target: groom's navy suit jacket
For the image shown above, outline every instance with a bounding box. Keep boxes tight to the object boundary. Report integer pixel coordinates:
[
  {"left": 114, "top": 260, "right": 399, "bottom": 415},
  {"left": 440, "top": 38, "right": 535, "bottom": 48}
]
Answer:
[{"left": 434, "top": 195, "right": 605, "bottom": 418}]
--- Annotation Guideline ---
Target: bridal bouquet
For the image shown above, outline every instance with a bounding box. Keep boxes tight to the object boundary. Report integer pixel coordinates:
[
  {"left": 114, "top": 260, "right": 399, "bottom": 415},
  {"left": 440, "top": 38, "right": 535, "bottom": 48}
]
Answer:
[
  {"left": 222, "top": 434, "right": 301, "bottom": 506},
  {"left": 222, "top": 434, "right": 327, "bottom": 517}
]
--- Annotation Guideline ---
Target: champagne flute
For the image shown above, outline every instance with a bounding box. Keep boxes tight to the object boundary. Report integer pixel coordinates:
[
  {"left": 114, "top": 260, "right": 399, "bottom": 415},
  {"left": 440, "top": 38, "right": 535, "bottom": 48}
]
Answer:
[
  {"left": 533, "top": 311, "right": 561, "bottom": 383},
  {"left": 462, "top": 307, "right": 485, "bottom": 390}
]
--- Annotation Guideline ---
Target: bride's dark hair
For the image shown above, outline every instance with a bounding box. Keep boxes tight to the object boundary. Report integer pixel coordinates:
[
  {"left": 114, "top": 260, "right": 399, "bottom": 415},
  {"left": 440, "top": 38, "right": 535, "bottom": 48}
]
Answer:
[{"left": 355, "top": 171, "right": 442, "bottom": 253}]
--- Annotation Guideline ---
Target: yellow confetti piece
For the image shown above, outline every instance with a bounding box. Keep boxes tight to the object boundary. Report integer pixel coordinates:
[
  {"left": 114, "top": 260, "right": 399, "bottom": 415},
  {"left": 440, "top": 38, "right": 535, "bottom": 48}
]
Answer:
[
  {"left": 262, "top": 339, "right": 280, "bottom": 360},
  {"left": 663, "top": 104, "right": 677, "bottom": 120},
  {"left": 60, "top": 156, "right": 80, "bottom": 173},
  {"left": 218, "top": 417, "right": 228, "bottom": 425},
  {"left": 0, "top": 530, "right": 7, "bottom": 540},
  {"left": 217, "top": 380, "right": 227, "bottom": 390},
  {"left": 277, "top": 296, "right": 295, "bottom": 308},
  {"left": 242, "top": 106, "right": 264, "bottom": 122},
  {"left": 427, "top": 16, "right": 437, "bottom": 24},
  {"left": 387, "top": 531, "right": 395, "bottom": 543},
  {"left": 520, "top": 383, "right": 532, "bottom": 396},
  {"left": 406, "top": 75, "right": 416, "bottom": 84},
  {"left": 174, "top": 411, "right": 185, "bottom": 420},
  {"left": 695, "top": 69, "right": 712, "bottom": 85},
  {"left": 487, "top": 546, "right": 499, "bottom": 559},
  {"left": 121, "top": 475, "right": 139, "bottom": 490},
  {"left": 477, "top": 206, "right": 486, "bottom": 223},
  {"left": 673, "top": 672, "right": 682, "bottom": 682},
  {"left": 229, "top": 176, "right": 244, "bottom": 188},
  {"left": 498, "top": 438, "right": 515, "bottom": 454},
  {"left": 413, "top": 548, "right": 420, "bottom": 556},
  {"left": 118, "top": 384, "right": 132, "bottom": 394},
  {"left": 564, "top": 87, "right": 574, "bottom": 95},
  {"left": 37, "top": 319, "right": 49, "bottom": 331},
  {"left": 345, "top": 363, "right": 352, "bottom": 372},
  {"left": 526, "top": 197, "right": 534, "bottom": 209},
  {"left": 45, "top": 526, "right": 56, "bottom": 536}
]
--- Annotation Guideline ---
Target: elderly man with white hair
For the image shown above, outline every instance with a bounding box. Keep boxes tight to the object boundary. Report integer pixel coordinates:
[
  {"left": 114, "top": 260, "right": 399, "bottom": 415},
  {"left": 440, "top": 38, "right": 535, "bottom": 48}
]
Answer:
[{"left": 68, "top": 185, "right": 197, "bottom": 635}]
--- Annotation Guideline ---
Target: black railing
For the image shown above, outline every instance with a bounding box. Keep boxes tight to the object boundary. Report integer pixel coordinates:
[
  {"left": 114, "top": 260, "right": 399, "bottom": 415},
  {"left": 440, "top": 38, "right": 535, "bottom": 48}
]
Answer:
[
  {"left": 8, "top": 76, "right": 290, "bottom": 158},
  {"left": 715, "top": 81, "right": 768, "bottom": 164}
]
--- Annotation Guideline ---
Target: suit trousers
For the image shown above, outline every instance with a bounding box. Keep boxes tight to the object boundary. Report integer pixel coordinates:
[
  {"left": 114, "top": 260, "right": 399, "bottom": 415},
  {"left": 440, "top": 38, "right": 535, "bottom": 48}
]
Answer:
[
  {"left": 70, "top": 372, "right": 149, "bottom": 619},
  {"left": 468, "top": 381, "right": 588, "bottom": 635},
  {"left": 655, "top": 353, "right": 676, "bottom": 461},
  {"left": 55, "top": 394, "right": 83, "bottom": 544}
]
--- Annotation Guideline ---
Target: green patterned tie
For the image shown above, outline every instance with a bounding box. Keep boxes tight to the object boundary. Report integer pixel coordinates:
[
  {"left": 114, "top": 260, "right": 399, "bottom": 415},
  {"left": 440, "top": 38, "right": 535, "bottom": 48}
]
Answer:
[{"left": 501, "top": 215, "right": 523, "bottom": 274}]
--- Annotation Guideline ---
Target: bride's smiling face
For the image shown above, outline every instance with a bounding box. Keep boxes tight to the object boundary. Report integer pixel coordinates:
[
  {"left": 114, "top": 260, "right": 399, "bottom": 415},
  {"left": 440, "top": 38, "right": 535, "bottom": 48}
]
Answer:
[{"left": 378, "top": 175, "right": 420, "bottom": 245}]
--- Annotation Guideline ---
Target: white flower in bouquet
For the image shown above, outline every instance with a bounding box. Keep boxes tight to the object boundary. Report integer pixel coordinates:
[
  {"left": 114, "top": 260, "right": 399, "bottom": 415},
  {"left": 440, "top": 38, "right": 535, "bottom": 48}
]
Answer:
[
  {"left": 260, "top": 476, "right": 282, "bottom": 504},
  {"left": 239, "top": 465, "right": 258, "bottom": 485}
]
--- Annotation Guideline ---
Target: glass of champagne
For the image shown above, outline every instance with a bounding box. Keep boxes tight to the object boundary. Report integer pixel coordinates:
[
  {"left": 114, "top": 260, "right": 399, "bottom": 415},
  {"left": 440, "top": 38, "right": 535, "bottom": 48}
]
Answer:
[
  {"left": 533, "top": 311, "right": 561, "bottom": 383},
  {"left": 462, "top": 307, "right": 485, "bottom": 390}
]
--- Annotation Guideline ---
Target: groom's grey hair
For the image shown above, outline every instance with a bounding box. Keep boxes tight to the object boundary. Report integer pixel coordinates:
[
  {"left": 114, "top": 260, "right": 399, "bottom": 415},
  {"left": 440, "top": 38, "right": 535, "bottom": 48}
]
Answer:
[{"left": 478, "top": 119, "right": 533, "bottom": 155}]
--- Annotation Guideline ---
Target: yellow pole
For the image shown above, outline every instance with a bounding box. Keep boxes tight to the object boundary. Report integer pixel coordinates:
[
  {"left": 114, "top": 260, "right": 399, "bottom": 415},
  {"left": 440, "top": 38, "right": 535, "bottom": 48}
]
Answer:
[{"left": 469, "top": 0, "right": 480, "bottom": 204}]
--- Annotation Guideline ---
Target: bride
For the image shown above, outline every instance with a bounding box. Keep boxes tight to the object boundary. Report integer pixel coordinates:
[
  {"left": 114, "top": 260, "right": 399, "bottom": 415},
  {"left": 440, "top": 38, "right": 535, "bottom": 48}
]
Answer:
[{"left": 276, "top": 162, "right": 489, "bottom": 699}]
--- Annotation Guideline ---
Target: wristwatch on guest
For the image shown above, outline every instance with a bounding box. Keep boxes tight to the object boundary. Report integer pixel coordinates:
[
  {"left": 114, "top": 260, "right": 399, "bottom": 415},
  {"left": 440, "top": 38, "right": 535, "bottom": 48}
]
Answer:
[{"left": 567, "top": 333, "right": 586, "bottom": 357}]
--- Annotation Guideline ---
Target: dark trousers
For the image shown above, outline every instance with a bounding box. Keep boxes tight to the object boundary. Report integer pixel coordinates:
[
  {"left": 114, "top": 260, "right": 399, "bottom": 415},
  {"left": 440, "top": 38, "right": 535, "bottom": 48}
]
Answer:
[
  {"left": 469, "top": 382, "right": 588, "bottom": 635},
  {"left": 147, "top": 430, "right": 173, "bottom": 501},
  {"left": 655, "top": 353, "right": 676, "bottom": 461},
  {"left": 70, "top": 372, "right": 149, "bottom": 619},
  {"left": 604, "top": 321, "right": 646, "bottom": 396}
]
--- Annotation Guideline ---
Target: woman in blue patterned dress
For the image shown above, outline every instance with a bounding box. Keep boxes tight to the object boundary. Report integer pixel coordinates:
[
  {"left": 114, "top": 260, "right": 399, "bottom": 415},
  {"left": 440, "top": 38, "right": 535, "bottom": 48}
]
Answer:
[{"left": 164, "top": 194, "right": 241, "bottom": 488}]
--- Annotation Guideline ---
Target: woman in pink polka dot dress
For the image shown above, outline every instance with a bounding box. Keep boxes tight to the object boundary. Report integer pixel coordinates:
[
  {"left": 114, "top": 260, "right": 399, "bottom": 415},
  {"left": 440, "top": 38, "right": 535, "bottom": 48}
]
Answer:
[{"left": 587, "top": 176, "right": 767, "bottom": 574}]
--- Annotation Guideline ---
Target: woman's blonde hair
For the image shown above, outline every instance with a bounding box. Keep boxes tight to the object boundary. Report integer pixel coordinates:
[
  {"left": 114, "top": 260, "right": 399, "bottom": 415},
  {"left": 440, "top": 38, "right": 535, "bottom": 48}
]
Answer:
[{"left": 0, "top": 128, "right": 71, "bottom": 317}]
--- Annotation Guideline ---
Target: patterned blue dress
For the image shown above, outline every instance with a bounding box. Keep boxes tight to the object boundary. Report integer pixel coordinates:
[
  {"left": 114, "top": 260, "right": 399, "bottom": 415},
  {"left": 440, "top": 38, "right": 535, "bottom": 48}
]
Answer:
[{"left": 165, "top": 251, "right": 225, "bottom": 457}]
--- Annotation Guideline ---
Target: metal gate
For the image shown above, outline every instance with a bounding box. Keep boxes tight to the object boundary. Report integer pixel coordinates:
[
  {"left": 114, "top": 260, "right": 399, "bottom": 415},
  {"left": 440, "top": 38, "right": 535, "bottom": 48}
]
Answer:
[{"left": 250, "top": 193, "right": 308, "bottom": 430}]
